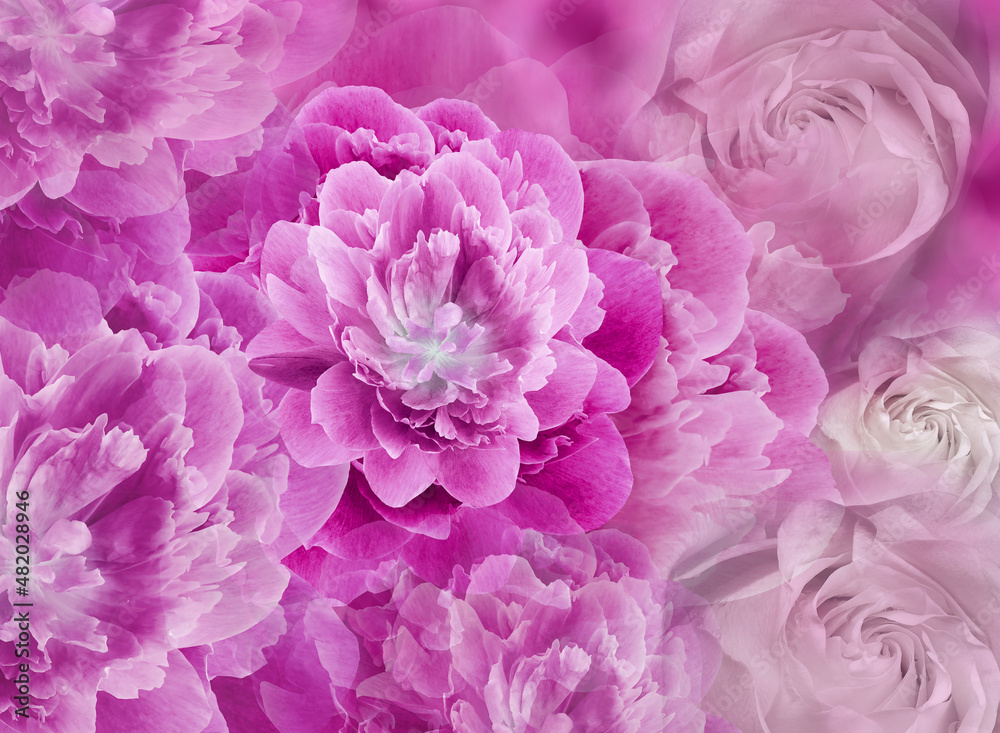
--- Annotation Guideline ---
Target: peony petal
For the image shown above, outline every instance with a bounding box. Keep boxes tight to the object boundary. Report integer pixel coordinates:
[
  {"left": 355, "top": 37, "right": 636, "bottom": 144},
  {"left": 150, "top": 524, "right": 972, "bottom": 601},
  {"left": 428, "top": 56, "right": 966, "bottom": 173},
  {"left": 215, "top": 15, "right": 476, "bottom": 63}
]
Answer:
[
  {"left": 363, "top": 446, "right": 437, "bottom": 508},
  {"left": 433, "top": 436, "right": 521, "bottom": 506},
  {"left": 582, "top": 248, "right": 662, "bottom": 387},
  {"left": 311, "top": 363, "right": 381, "bottom": 452}
]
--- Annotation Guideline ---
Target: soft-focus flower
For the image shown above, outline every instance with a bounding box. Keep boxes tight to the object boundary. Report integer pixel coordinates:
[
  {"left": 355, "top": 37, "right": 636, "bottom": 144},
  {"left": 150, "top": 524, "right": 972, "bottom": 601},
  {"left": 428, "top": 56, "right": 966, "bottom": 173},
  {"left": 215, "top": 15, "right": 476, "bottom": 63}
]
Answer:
[
  {"left": 698, "top": 498, "right": 1000, "bottom": 733},
  {"left": 581, "top": 159, "right": 835, "bottom": 576},
  {"left": 234, "top": 508, "right": 725, "bottom": 733},
  {"left": 0, "top": 319, "right": 290, "bottom": 730},
  {"left": 816, "top": 326, "right": 1000, "bottom": 517},
  {"left": 0, "top": 183, "right": 203, "bottom": 350},
  {"left": 618, "top": 0, "right": 986, "bottom": 353},
  {"left": 247, "top": 86, "right": 663, "bottom": 547},
  {"left": 0, "top": 0, "right": 357, "bottom": 212}
]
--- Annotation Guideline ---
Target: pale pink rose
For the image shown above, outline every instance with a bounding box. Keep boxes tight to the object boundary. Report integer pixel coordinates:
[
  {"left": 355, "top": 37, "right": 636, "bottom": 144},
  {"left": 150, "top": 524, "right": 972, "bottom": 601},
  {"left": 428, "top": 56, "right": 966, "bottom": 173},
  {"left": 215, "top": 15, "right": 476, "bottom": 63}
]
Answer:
[
  {"left": 698, "top": 498, "right": 1000, "bottom": 733},
  {"left": 816, "top": 326, "right": 1000, "bottom": 519},
  {"left": 618, "top": 0, "right": 987, "bottom": 360}
]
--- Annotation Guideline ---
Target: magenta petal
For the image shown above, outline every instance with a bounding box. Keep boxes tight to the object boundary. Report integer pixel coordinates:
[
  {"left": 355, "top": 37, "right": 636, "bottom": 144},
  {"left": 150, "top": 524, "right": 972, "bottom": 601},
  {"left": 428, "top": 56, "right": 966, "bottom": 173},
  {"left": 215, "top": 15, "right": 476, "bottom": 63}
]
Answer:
[
  {"left": 317, "top": 161, "right": 390, "bottom": 225},
  {"left": 493, "top": 126, "right": 584, "bottom": 242},
  {"left": 260, "top": 220, "right": 310, "bottom": 293},
  {"left": 401, "top": 507, "right": 523, "bottom": 588},
  {"left": 495, "top": 480, "right": 582, "bottom": 535},
  {"left": 308, "top": 471, "right": 413, "bottom": 559},
  {"left": 311, "top": 363, "right": 381, "bottom": 452},
  {"left": 277, "top": 460, "right": 351, "bottom": 554},
  {"left": 0, "top": 270, "right": 104, "bottom": 348},
  {"left": 297, "top": 85, "right": 435, "bottom": 162},
  {"left": 583, "top": 356, "right": 632, "bottom": 416},
  {"left": 417, "top": 97, "right": 500, "bottom": 143},
  {"left": 321, "top": 7, "right": 525, "bottom": 106},
  {"left": 268, "top": 0, "right": 356, "bottom": 87},
  {"left": 746, "top": 310, "right": 828, "bottom": 434},
  {"left": 526, "top": 340, "right": 597, "bottom": 430},
  {"left": 250, "top": 352, "right": 338, "bottom": 391},
  {"left": 582, "top": 248, "right": 662, "bottom": 387},
  {"left": 356, "top": 479, "right": 458, "bottom": 540},
  {"left": 364, "top": 446, "right": 436, "bottom": 508},
  {"left": 433, "top": 436, "right": 521, "bottom": 507},
  {"left": 526, "top": 415, "right": 632, "bottom": 531},
  {"left": 66, "top": 139, "right": 184, "bottom": 218},
  {"left": 276, "top": 389, "right": 360, "bottom": 467},
  {"left": 212, "top": 676, "right": 280, "bottom": 733},
  {"left": 95, "top": 652, "right": 213, "bottom": 732}
]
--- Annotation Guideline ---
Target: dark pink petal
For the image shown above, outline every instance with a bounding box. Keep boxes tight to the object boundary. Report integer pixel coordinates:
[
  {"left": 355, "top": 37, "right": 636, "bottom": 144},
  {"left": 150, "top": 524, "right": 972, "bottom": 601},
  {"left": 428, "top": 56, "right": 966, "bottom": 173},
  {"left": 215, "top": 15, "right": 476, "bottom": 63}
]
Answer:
[
  {"left": 493, "top": 127, "right": 584, "bottom": 243},
  {"left": 311, "top": 363, "right": 381, "bottom": 452},
  {"left": 273, "top": 457, "right": 352, "bottom": 558},
  {"left": 582, "top": 248, "right": 662, "bottom": 387},
  {"left": 401, "top": 506, "right": 523, "bottom": 587},
  {"left": 526, "top": 415, "right": 632, "bottom": 531},
  {"left": 356, "top": 479, "right": 459, "bottom": 540},
  {"left": 297, "top": 85, "right": 435, "bottom": 166},
  {"left": 364, "top": 446, "right": 437, "bottom": 508},
  {"left": 417, "top": 97, "right": 500, "bottom": 144},
  {"left": 525, "top": 340, "right": 597, "bottom": 430},
  {"left": 260, "top": 221, "right": 311, "bottom": 292},
  {"left": 308, "top": 471, "right": 413, "bottom": 559},
  {"left": 495, "top": 480, "right": 582, "bottom": 535},
  {"left": 433, "top": 436, "right": 521, "bottom": 506},
  {"left": 0, "top": 270, "right": 105, "bottom": 349},
  {"left": 746, "top": 310, "right": 829, "bottom": 435},
  {"left": 95, "top": 652, "right": 213, "bottom": 732},
  {"left": 212, "top": 676, "right": 280, "bottom": 733},
  {"left": 250, "top": 351, "right": 339, "bottom": 391},
  {"left": 317, "top": 161, "right": 390, "bottom": 225},
  {"left": 584, "top": 160, "right": 752, "bottom": 358},
  {"left": 423, "top": 154, "right": 510, "bottom": 233},
  {"left": 66, "top": 139, "right": 185, "bottom": 218},
  {"left": 275, "top": 389, "right": 360, "bottom": 467}
]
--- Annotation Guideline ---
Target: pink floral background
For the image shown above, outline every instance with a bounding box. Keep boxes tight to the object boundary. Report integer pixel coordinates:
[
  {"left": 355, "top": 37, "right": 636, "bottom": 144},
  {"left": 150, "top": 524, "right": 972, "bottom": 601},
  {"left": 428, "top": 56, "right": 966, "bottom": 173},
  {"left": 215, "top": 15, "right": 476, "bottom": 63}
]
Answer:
[{"left": 3, "top": 0, "right": 1000, "bottom": 730}]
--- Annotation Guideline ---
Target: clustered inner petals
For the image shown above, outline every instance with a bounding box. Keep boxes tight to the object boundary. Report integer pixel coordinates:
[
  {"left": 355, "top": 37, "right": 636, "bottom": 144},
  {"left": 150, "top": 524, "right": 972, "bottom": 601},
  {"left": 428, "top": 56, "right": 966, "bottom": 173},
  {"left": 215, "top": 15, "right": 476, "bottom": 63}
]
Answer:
[{"left": 319, "top": 153, "right": 569, "bottom": 450}]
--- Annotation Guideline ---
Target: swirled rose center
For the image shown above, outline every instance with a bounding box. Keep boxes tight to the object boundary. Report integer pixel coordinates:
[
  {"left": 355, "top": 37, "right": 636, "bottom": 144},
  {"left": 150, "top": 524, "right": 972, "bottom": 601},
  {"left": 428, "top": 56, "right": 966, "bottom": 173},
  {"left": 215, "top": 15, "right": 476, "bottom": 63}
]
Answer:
[{"left": 876, "top": 376, "right": 994, "bottom": 460}]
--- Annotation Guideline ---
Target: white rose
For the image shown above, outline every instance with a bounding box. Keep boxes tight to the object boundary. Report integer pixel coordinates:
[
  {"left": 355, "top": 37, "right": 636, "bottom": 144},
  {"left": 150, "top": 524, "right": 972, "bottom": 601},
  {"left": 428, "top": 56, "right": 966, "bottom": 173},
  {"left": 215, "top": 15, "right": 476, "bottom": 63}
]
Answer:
[{"left": 816, "top": 327, "right": 1000, "bottom": 516}]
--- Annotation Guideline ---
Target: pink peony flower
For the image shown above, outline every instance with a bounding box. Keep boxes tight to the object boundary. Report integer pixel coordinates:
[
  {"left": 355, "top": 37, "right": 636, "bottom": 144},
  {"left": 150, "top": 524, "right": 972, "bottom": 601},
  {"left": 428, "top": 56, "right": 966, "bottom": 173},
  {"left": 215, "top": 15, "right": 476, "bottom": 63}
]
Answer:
[
  {"left": 0, "top": 184, "right": 204, "bottom": 351},
  {"left": 697, "top": 498, "right": 1000, "bottom": 733},
  {"left": 0, "top": 318, "right": 291, "bottom": 731},
  {"left": 0, "top": 0, "right": 357, "bottom": 213},
  {"left": 247, "top": 86, "right": 663, "bottom": 546},
  {"left": 580, "top": 159, "right": 836, "bottom": 576},
  {"left": 235, "top": 508, "right": 725, "bottom": 733}
]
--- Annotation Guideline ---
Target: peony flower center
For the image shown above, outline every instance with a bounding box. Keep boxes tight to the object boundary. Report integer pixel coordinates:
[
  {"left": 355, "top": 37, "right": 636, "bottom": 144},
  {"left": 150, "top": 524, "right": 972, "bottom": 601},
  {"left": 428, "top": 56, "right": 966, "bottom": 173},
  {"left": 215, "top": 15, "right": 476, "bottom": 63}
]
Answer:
[
  {"left": 2, "top": 0, "right": 115, "bottom": 49},
  {"left": 386, "top": 302, "right": 487, "bottom": 390}
]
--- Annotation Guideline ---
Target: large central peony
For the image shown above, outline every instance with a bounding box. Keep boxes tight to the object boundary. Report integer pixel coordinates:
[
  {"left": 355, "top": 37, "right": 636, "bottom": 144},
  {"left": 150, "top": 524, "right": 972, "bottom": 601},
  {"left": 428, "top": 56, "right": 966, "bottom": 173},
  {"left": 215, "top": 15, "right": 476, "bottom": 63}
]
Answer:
[{"left": 249, "top": 86, "right": 663, "bottom": 536}]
